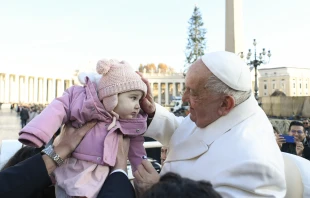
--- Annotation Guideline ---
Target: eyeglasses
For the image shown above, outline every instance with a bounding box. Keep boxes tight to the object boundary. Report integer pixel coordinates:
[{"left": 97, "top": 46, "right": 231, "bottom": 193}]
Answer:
[
  {"left": 303, "top": 122, "right": 309, "bottom": 125},
  {"left": 290, "top": 130, "right": 304, "bottom": 134}
]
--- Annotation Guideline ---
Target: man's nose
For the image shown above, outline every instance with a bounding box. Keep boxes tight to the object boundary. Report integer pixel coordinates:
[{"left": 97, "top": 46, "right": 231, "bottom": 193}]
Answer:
[{"left": 182, "top": 93, "right": 188, "bottom": 102}]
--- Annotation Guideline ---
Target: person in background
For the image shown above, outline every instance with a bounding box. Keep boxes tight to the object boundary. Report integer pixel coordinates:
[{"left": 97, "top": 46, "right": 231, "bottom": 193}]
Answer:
[
  {"left": 20, "top": 106, "right": 29, "bottom": 128},
  {"left": 142, "top": 172, "right": 222, "bottom": 198},
  {"left": 27, "top": 107, "right": 37, "bottom": 123},
  {"left": 278, "top": 121, "right": 310, "bottom": 160},
  {"left": 10, "top": 103, "right": 14, "bottom": 112},
  {"left": 303, "top": 118, "right": 310, "bottom": 140},
  {"left": 16, "top": 104, "right": 21, "bottom": 116},
  {"left": 160, "top": 146, "right": 168, "bottom": 165}
]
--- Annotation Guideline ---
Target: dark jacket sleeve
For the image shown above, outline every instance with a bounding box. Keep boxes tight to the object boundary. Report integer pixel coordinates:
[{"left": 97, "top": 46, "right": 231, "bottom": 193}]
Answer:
[
  {"left": 0, "top": 153, "right": 52, "bottom": 198},
  {"left": 303, "top": 146, "right": 310, "bottom": 161},
  {"left": 97, "top": 172, "right": 136, "bottom": 198}
]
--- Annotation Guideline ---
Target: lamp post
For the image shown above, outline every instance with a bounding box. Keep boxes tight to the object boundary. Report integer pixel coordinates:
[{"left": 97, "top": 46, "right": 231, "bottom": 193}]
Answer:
[{"left": 239, "top": 39, "right": 271, "bottom": 101}]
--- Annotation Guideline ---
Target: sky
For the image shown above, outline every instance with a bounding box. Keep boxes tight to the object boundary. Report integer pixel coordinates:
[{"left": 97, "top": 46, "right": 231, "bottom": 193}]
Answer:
[{"left": 0, "top": 0, "right": 310, "bottom": 75}]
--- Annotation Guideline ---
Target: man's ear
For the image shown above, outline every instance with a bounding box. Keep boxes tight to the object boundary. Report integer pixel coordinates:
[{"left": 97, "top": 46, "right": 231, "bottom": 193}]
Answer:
[{"left": 217, "top": 95, "right": 235, "bottom": 116}]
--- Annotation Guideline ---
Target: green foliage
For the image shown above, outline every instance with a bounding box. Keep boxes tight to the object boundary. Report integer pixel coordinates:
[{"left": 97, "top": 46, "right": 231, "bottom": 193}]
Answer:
[{"left": 185, "top": 6, "right": 207, "bottom": 70}]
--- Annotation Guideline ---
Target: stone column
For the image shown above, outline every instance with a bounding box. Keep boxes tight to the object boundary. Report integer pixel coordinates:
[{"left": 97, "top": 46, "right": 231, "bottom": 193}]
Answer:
[
  {"left": 225, "top": 0, "right": 244, "bottom": 53},
  {"left": 57, "top": 79, "right": 64, "bottom": 97},
  {"left": 29, "top": 77, "right": 34, "bottom": 103},
  {"left": 180, "top": 82, "right": 184, "bottom": 94},
  {"left": 9, "top": 75, "right": 14, "bottom": 103},
  {"left": 165, "top": 82, "right": 169, "bottom": 105},
  {"left": 172, "top": 82, "right": 176, "bottom": 97},
  {"left": 19, "top": 77, "right": 24, "bottom": 103},
  {"left": 0, "top": 75, "right": 3, "bottom": 102},
  {"left": 33, "top": 77, "right": 38, "bottom": 103},
  {"left": 43, "top": 78, "right": 47, "bottom": 104},
  {"left": 15, "top": 75, "right": 20, "bottom": 103},
  {"left": 64, "top": 80, "right": 69, "bottom": 90},
  {"left": 48, "top": 79, "right": 55, "bottom": 103},
  {"left": 158, "top": 82, "right": 162, "bottom": 105},
  {"left": 38, "top": 78, "right": 43, "bottom": 104},
  {"left": 24, "top": 76, "right": 29, "bottom": 103},
  {"left": 5, "top": 74, "right": 10, "bottom": 103}
]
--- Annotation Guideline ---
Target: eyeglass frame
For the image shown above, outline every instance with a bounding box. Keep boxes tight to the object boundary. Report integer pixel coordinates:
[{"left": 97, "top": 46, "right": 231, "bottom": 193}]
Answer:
[{"left": 290, "top": 129, "right": 304, "bottom": 134}]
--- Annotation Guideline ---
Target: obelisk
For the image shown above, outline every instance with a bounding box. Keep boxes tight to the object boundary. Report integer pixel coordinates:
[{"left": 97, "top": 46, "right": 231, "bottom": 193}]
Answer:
[{"left": 225, "top": 0, "right": 244, "bottom": 53}]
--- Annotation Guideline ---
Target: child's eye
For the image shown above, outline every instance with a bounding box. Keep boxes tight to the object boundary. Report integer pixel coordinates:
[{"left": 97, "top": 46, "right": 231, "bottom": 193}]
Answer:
[{"left": 132, "top": 97, "right": 137, "bottom": 100}]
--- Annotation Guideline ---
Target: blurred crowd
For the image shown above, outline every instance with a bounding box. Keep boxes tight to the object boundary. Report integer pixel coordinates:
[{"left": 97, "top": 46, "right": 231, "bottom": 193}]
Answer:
[{"left": 11, "top": 103, "right": 46, "bottom": 128}]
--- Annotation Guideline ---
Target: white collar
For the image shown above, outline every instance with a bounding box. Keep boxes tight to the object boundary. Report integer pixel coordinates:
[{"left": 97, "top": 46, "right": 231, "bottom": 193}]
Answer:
[{"left": 166, "top": 95, "right": 259, "bottom": 162}]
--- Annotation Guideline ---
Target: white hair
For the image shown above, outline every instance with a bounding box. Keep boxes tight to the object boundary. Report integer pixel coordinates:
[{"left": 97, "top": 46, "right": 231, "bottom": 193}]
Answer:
[{"left": 205, "top": 74, "right": 252, "bottom": 106}]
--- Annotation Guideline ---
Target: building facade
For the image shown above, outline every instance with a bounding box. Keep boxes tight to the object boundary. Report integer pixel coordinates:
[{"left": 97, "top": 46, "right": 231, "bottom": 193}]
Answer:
[
  {"left": 0, "top": 70, "right": 185, "bottom": 106},
  {"left": 142, "top": 72, "right": 185, "bottom": 105},
  {"left": 258, "top": 67, "right": 310, "bottom": 97},
  {"left": 0, "top": 71, "right": 75, "bottom": 105}
]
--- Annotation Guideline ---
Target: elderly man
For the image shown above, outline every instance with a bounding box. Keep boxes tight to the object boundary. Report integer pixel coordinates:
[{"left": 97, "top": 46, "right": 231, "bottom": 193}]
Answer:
[{"left": 135, "top": 51, "right": 286, "bottom": 197}]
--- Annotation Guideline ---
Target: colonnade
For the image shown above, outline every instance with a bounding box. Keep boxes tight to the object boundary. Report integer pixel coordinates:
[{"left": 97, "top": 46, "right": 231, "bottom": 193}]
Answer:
[
  {"left": 0, "top": 72, "right": 185, "bottom": 106},
  {"left": 0, "top": 73, "right": 73, "bottom": 104}
]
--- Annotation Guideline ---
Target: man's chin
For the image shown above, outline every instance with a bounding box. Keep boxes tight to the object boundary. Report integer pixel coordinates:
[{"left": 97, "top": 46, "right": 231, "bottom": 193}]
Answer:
[{"left": 189, "top": 114, "right": 196, "bottom": 123}]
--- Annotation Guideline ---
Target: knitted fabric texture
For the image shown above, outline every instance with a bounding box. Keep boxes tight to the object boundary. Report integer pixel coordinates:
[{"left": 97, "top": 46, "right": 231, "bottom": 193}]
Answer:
[{"left": 96, "top": 59, "right": 147, "bottom": 112}]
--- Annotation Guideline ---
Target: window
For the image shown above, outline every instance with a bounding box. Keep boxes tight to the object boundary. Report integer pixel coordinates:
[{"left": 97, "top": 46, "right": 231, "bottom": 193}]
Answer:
[
  {"left": 264, "top": 93, "right": 267, "bottom": 96},
  {"left": 294, "top": 92, "right": 296, "bottom": 95},
  {"left": 293, "top": 83, "right": 295, "bottom": 88},
  {"left": 306, "top": 84, "right": 308, "bottom": 89},
  {"left": 264, "top": 84, "right": 267, "bottom": 89},
  {"left": 282, "top": 83, "right": 285, "bottom": 89},
  {"left": 300, "top": 84, "right": 302, "bottom": 89},
  {"left": 273, "top": 84, "right": 276, "bottom": 89}
]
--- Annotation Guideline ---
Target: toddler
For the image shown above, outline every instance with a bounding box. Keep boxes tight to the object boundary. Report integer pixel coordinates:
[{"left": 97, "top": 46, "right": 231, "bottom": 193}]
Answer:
[{"left": 19, "top": 59, "right": 148, "bottom": 198}]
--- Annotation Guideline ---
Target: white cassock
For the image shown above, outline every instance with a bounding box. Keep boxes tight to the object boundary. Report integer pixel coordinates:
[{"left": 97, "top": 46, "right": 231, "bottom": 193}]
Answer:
[{"left": 145, "top": 95, "right": 286, "bottom": 197}]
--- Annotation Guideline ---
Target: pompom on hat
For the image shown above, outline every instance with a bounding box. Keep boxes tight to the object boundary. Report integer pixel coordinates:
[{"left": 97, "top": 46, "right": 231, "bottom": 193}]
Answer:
[
  {"left": 96, "top": 59, "right": 147, "bottom": 113},
  {"left": 201, "top": 51, "right": 251, "bottom": 91}
]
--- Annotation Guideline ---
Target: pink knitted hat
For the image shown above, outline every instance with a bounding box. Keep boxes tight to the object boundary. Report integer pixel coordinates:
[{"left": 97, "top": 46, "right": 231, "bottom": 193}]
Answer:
[{"left": 96, "top": 59, "right": 147, "bottom": 113}]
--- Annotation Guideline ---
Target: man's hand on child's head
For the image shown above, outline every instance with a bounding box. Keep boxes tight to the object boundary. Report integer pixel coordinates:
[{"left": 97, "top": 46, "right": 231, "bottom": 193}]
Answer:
[
  {"left": 136, "top": 72, "right": 156, "bottom": 117},
  {"left": 53, "top": 121, "right": 97, "bottom": 160}
]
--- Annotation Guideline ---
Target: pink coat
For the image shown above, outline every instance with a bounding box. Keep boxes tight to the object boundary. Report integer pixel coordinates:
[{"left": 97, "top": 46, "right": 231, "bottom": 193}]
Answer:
[{"left": 19, "top": 77, "right": 147, "bottom": 171}]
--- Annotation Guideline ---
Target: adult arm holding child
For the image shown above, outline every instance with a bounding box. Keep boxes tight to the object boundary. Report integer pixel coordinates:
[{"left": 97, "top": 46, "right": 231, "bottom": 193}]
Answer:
[
  {"left": 0, "top": 121, "right": 96, "bottom": 197},
  {"left": 98, "top": 134, "right": 136, "bottom": 198}
]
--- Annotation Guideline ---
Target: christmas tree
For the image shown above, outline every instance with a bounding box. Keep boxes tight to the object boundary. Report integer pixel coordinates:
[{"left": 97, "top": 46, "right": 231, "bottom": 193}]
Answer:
[{"left": 185, "top": 6, "right": 207, "bottom": 71}]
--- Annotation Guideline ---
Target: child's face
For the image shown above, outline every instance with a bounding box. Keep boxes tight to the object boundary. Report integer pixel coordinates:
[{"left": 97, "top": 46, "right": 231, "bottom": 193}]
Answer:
[{"left": 114, "top": 90, "right": 143, "bottom": 119}]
